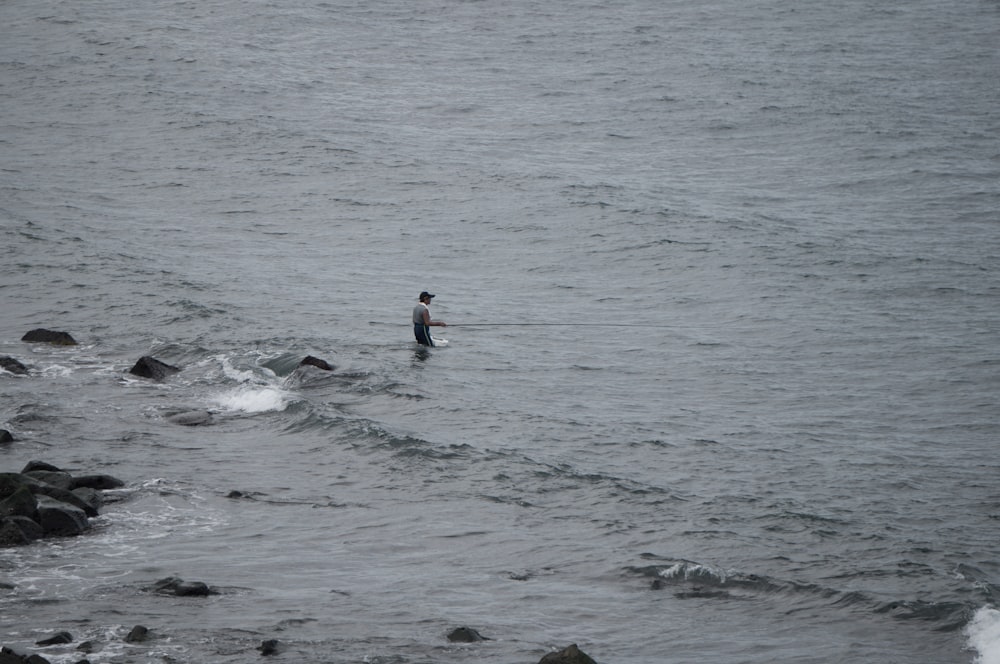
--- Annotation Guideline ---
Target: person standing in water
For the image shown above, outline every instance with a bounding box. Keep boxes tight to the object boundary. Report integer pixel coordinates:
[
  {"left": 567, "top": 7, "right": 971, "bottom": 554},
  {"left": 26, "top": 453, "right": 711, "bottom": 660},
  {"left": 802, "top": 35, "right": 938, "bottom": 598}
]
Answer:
[{"left": 413, "top": 291, "right": 446, "bottom": 346}]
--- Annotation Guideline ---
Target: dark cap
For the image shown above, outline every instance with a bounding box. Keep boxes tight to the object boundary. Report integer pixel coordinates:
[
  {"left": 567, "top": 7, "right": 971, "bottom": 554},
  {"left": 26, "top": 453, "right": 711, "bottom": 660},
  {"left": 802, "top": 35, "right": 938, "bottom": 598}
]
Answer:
[{"left": 419, "top": 291, "right": 435, "bottom": 300}]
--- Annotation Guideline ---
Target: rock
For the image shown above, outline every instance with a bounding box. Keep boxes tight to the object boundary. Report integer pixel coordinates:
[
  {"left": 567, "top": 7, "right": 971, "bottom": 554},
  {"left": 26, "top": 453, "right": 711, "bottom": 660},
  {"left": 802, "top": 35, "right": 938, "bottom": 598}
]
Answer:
[
  {"left": 0, "top": 431, "right": 13, "bottom": 444},
  {"left": 166, "top": 410, "right": 213, "bottom": 426},
  {"left": 124, "top": 625, "right": 148, "bottom": 643},
  {"left": 0, "top": 645, "right": 51, "bottom": 664},
  {"left": 70, "top": 474, "right": 125, "bottom": 491},
  {"left": 70, "top": 488, "right": 103, "bottom": 514},
  {"left": 151, "top": 576, "right": 212, "bottom": 597},
  {"left": 20, "top": 461, "right": 62, "bottom": 474},
  {"left": 0, "top": 484, "right": 39, "bottom": 521},
  {"left": 128, "top": 356, "right": 181, "bottom": 381},
  {"left": 0, "top": 357, "right": 28, "bottom": 375},
  {"left": 21, "top": 329, "right": 77, "bottom": 346},
  {"left": 22, "top": 478, "right": 99, "bottom": 518},
  {"left": 35, "top": 632, "right": 72, "bottom": 646},
  {"left": 538, "top": 644, "right": 597, "bottom": 664},
  {"left": 23, "top": 470, "right": 74, "bottom": 491},
  {"left": 298, "top": 355, "right": 334, "bottom": 371},
  {"left": 35, "top": 495, "right": 89, "bottom": 537},
  {"left": 258, "top": 639, "right": 281, "bottom": 656},
  {"left": 447, "top": 626, "right": 490, "bottom": 642}
]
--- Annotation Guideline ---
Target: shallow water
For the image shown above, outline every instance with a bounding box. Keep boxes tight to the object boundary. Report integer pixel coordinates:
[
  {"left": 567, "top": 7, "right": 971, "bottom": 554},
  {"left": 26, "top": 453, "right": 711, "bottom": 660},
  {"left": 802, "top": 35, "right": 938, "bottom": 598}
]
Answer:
[{"left": 2, "top": 0, "right": 999, "bottom": 662}]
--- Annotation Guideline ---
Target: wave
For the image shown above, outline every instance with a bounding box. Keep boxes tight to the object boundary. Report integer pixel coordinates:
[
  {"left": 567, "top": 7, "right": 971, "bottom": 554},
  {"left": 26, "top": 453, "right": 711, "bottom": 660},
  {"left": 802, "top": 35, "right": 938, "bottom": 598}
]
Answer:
[
  {"left": 627, "top": 558, "right": 978, "bottom": 633},
  {"left": 967, "top": 607, "right": 1000, "bottom": 664}
]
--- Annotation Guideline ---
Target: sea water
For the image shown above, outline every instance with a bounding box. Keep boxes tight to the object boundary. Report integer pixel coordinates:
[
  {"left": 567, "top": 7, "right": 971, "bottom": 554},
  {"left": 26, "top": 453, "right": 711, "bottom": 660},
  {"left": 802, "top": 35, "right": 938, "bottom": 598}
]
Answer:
[{"left": 2, "top": 0, "right": 999, "bottom": 662}]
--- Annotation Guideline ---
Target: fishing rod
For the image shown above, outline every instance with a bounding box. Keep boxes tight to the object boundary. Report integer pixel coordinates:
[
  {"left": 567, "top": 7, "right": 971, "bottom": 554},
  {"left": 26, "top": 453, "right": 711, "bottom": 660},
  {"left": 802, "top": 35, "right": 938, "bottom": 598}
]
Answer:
[{"left": 449, "top": 323, "right": 715, "bottom": 328}]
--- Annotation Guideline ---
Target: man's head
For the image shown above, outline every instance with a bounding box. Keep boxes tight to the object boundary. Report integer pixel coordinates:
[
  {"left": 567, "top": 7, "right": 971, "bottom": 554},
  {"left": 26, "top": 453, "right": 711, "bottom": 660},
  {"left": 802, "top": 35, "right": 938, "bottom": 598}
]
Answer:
[{"left": 419, "top": 291, "right": 435, "bottom": 303}]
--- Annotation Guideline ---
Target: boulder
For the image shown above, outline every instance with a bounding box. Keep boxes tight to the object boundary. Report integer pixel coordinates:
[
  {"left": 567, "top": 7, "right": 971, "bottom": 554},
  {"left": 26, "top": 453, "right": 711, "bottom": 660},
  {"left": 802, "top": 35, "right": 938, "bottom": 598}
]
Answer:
[
  {"left": 538, "top": 644, "right": 597, "bottom": 664},
  {"left": 0, "top": 645, "right": 51, "bottom": 664},
  {"left": 0, "top": 485, "right": 40, "bottom": 521},
  {"left": 128, "top": 356, "right": 180, "bottom": 381},
  {"left": 21, "top": 329, "right": 77, "bottom": 346},
  {"left": 22, "top": 478, "right": 99, "bottom": 518},
  {"left": 0, "top": 357, "right": 28, "bottom": 375},
  {"left": 447, "top": 626, "right": 490, "bottom": 642},
  {"left": 70, "top": 475, "right": 125, "bottom": 491},
  {"left": 35, "top": 496, "right": 89, "bottom": 537},
  {"left": 150, "top": 576, "right": 212, "bottom": 597},
  {"left": 0, "top": 431, "right": 13, "bottom": 444},
  {"left": 258, "top": 639, "right": 282, "bottom": 656},
  {"left": 124, "top": 626, "right": 148, "bottom": 644},
  {"left": 166, "top": 410, "right": 213, "bottom": 426},
  {"left": 298, "top": 355, "right": 334, "bottom": 371},
  {"left": 23, "top": 470, "right": 74, "bottom": 491},
  {"left": 0, "top": 516, "right": 44, "bottom": 544},
  {"left": 35, "top": 632, "right": 72, "bottom": 646},
  {"left": 20, "top": 461, "right": 62, "bottom": 474}
]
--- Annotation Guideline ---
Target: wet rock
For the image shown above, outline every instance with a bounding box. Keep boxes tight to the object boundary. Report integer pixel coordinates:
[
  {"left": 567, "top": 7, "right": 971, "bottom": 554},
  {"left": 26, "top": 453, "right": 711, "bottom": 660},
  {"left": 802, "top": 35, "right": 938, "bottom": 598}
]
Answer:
[
  {"left": 166, "top": 410, "right": 213, "bottom": 426},
  {"left": 23, "top": 470, "right": 74, "bottom": 491},
  {"left": 298, "top": 355, "right": 334, "bottom": 371},
  {"left": 21, "top": 329, "right": 77, "bottom": 346},
  {"left": 0, "top": 431, "right": 13, "bottom": 445},
  {"left": 447, "top": 626, "right": 490, "bottom": 642},
  {"left": 35, "top": 632, "right": 72, "bottom": 646},
  {"left": 70, "top": 488, "right": 103, "bottom": 514},
  {"left": 258, "top": 639, "right": 282, "bottom": 656},
  {"left": 70, "top": 475, "right": 125, "bottom": 491},
  {"left": 151, "top": 576, "right": 212, "bottom": 597},
  {"left": 128, "top": 356, "right": 181, "bottom": 381},
  {"left": 21, "top": 477, "right": 99, "bottom": 518},
  {"left": 0, "top": 484, "right": 40, "bottom": 521},
  {"left": 538, "top": 644, "right": 597, "bottom": 664},
  {"left": 0, "top": 645, "right": 51, "bottom": 664},
  {"left": 124, "top": 625, "right": 149, "bottom": 643},
  {"left": 0, "top": 357, "right": 28, "bottom": 375},
  {"left": 36, "top": 496, "right": 89, "bottom": 537},
  {"left": 20, "top": 461, "right": 61, "bottom": 474}
]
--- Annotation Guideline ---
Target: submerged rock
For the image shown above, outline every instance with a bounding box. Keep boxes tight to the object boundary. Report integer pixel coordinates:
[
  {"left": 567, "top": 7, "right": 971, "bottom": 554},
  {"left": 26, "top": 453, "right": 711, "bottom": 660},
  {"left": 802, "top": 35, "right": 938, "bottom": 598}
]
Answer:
[
  {"left": 0, "top": 431, "right": 13, "bottom": 445},
  {"left": 0, "top": 645, "right": 52, "bottom": 663},
  {"left": 447, "top": 626, "right": 490, "bottom": 642},
  {"left": 128, "top": 356, "right": 181, "bottom": 381},
  {"left": 538, "top": 644, "right": 597, "bottom": 664},
  {"left": 258, "top": 639, "right": 282, "bottom": 656},
  {"left": 0, "top": 357, "right": 28, "bottom": 375},
  {"left": 21, "top": 329, "right": 77, "bottom": 345},
  {"left": 298, "top": 355, "right": 334, "bottom": 371},
  {"left": 35, "top": 632, "right": 72, "bottom": 646},
  {"left": 124, "top": 625, "right": 149, "bottom": 643},
  {"left": 150, "top": 576, "right": 213, "bottom": 597},
  {"left": 166, "top": 410, "right": 213, "bottom": 426}
]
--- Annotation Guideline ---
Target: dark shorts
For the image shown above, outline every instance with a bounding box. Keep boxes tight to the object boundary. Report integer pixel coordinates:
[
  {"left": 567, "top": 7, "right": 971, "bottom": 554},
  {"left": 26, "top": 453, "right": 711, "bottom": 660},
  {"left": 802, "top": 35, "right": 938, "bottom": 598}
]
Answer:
[{"left": 414, "top": 323, "right": 434, "bottom": 346}]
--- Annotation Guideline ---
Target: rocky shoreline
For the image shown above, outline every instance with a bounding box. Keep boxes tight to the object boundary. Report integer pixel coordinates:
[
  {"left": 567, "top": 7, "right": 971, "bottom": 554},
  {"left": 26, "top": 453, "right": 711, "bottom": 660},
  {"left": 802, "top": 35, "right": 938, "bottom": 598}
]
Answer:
[{"left": 2, "top": 331, "right": 603, "bottom": 663}]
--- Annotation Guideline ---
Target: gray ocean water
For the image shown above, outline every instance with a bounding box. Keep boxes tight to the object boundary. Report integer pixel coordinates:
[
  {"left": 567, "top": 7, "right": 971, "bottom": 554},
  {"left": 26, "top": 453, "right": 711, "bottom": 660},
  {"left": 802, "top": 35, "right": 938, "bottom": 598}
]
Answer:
[{"left": 2, "top": 0, "right": 999, "bottom": 662}]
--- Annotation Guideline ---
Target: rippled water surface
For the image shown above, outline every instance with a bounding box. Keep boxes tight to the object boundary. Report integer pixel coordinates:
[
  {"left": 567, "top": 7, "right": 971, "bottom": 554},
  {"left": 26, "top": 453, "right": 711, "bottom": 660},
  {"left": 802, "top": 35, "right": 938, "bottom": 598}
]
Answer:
[{"left": 2, "top": 0, "right": 999, "bottom": 662}]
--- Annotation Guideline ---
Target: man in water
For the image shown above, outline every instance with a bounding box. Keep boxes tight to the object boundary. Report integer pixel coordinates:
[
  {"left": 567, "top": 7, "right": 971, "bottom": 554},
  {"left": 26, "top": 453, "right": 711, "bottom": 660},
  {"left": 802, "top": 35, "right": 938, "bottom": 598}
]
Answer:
[{"left": 413, "top": 291, "right": 446, "bottom": 346}]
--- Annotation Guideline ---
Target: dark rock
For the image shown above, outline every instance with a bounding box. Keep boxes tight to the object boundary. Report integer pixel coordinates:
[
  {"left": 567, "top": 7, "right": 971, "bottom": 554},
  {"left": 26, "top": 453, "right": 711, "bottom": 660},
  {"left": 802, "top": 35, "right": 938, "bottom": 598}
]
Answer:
[
  {"left": 298, "top": 355, "right": 334, "bottom": 371},
  {"left": 75, "top": 641, "right": 94, "bottom": 653},
  {"left": 0, "top": 645, "right": 51, "bottom": 664},
  {"left": 0, "top": 430, "right": 13, "bottom": 444},
  {"left": 166, "top": 410, "right": 213, "bottom": 426},
  {"left": 35, "top": 496, "right": 89, "bottom": 537},
  {"left": 35, "top": 632, "right": 72, "bottom": 646},
  {"left": 23, "top": 470, "right": 74, "bottom": 491},
  {"left": 20, "top": 461, "right": 62, "bottom": 474},
  {"left": 70, "top": 474, "right": 125, "bottom": 491},
  {"left": 0, "top": 357, "right": 28, "bottom": 375},
  {"left": 21, "top": 329, "right": 77, "bottom": 346},
  {"left": 538, "top": 644, "right": 597, "bottom": 664},
  {"left": 23, "top": 479, "right": 99, "bottom": 518},
  {"left": 70, "top": 487, "right": 103, "bottom": 514},
  {"left": 447, "top": 626, "right": 490, "bottom": 642},
  {"left": 151, "top": 576, "right": 212, "bottom": 597},
  {"left": 124, "top": 625, "right": 148, "bottom": 643},
  {"left": 0, "top": 518, "right": 33, "bottom": 546},
  {"left": 128, "top": 356, "right": 181, "bottom": 381},
  {"left": 0, "top": 485, "right": 39, "bottom": 521},
  {"left": 258, "top": 639, "right": 281, "bottom": 656}
]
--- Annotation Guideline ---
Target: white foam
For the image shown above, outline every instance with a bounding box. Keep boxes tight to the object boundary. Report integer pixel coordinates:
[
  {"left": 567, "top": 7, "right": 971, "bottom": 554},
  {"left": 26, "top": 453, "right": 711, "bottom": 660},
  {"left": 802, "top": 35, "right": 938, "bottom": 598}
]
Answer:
[
  {"left": 212, "top": 386, "right": 289, "bottom": 413},
  {"left": 967, "top": 607, "right": 1000, "bottom": 664}
]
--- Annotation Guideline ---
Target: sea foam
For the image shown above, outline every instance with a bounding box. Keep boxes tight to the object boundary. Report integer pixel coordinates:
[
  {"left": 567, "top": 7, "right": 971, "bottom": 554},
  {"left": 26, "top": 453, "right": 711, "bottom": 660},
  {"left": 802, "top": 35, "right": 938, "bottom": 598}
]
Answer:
[{"left": 967, "top": 607, "right": 1000, "bottom": 664}]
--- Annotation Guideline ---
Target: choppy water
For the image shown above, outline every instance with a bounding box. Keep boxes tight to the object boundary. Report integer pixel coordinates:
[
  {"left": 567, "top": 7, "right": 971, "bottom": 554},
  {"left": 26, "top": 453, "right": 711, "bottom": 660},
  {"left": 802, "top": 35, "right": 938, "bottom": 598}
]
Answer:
[{"left": 2, "top": 0, "right": 999, "bottom": 662}]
